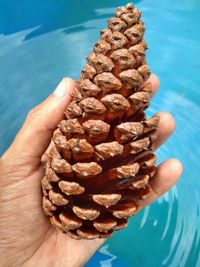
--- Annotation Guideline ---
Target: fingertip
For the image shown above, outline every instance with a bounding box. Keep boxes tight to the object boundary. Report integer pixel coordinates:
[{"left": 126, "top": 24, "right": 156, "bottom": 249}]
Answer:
[
  {"left": 158, "top": 111, "right": 176, "bottom": 132},
  {"left": 139, "top": 158, "right": 183, "bottom": 207},
  {"left": 53, "top": 77, "right": 76, "bottom": 98},
  {"left": 150, "top": 73, "right": 160, "bottom": 91},
  {"left": 157, "top": 158, "right": 183, "bottom": 183},
  {"left": 150, "top": 158, "right": 183, "bottom": 196},
  {"left": 144, "top": 73, "right": 160, "bottom": 97},
  {"left": 61, "top": 77, "right": 76, "bottom": 87},
  {"left": 168, "top": 158, "right": 183, "bottom": 179},
  {"left": 152, "top": 112, "right": 176, "bottom": 150}
]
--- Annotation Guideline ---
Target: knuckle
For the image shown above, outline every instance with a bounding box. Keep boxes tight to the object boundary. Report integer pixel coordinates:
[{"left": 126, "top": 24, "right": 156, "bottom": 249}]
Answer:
[{"left": 27, "top": 106, "right": 41, "bottom": 122}]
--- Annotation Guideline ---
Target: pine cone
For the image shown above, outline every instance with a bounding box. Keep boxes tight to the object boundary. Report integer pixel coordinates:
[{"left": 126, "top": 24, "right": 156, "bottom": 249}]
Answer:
[{"left": 41, "top": 2, "right": 159, "bottom": 240}]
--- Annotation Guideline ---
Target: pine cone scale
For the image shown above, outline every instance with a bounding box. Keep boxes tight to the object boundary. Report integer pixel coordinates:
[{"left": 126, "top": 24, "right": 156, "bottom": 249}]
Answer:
[{"left": 41, "top": 2, "right": 160, "bottom": 239}]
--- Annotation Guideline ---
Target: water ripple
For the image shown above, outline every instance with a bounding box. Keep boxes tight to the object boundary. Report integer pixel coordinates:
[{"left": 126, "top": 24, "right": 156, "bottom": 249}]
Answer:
[{"left": 0, "top": 0, "right": 199, "bottom": 266}]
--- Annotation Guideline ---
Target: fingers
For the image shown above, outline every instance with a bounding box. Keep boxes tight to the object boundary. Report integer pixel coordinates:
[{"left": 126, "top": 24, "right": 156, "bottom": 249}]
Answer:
[
  {"left": 41, "top": 110, "right": 175, "bottom": 164},
  {"left": 5, "top": 78, "right": 75, "bottom": 164},
  {"left": 139, "top": 158, "right": 183, "bottom": 207},
  {"left": 144, "top": 73, "right": 160, "bottom": 98},
  {"left": 152, "top": 112, "right": 176, "bottom": 151},
  {"left": 150, "top": 158, "right": 183, "bottom": 195}
]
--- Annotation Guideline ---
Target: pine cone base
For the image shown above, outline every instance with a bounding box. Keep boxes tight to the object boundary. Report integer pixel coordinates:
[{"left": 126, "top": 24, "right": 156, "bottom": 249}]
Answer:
[{"left": 41, "top": 2, "right": 159, "bottom": 240}]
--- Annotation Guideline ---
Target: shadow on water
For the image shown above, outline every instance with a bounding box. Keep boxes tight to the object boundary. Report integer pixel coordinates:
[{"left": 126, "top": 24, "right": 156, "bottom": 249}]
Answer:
[{"left": 0, "top": 0, "right": 141, "bottom": 40}]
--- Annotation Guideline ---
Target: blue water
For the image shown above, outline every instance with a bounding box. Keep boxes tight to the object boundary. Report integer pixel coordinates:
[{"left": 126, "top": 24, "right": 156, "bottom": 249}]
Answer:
[{"left": 0, "top": 0, "right": 199, "bottom": 266}]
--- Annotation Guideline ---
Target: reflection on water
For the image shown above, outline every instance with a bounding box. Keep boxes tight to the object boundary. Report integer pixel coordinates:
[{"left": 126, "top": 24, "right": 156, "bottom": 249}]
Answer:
[
  {"left": 0, "top": 0, "right": 199, "bottom": 266},
  {"left": 99, "top": 245, "right": 117, "bottom": 267},
  {"left": 0, "top": 0, "right": 141, "bottom": 40}
]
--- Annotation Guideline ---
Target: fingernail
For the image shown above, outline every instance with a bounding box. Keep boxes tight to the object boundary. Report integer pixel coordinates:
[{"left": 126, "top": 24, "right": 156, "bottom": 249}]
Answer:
[{"left": 53, "top": 78, "right": 70, "bottom": 98}]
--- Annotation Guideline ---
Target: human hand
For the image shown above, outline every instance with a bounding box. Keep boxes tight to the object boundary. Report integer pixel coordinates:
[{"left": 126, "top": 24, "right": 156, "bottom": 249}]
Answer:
[{"left": 0, "top": 75, "right": 183, "bottom": 267}]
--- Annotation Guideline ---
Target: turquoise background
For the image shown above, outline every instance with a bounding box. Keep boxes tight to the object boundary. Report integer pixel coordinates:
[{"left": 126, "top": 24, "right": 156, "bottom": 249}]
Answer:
[{"left": 0, "top": 0, "right": 199, "bottom": 266}]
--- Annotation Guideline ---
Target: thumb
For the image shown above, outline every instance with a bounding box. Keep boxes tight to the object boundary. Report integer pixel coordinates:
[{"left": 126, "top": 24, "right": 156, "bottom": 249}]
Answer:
[{"left": 4, "top": 77, "right": 75, "bottom": 165}]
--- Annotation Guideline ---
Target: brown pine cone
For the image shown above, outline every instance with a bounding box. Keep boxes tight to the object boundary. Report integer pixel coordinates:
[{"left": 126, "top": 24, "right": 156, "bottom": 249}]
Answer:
[{"left": 41, "top": 2, "right": 159, "bottom": 240}]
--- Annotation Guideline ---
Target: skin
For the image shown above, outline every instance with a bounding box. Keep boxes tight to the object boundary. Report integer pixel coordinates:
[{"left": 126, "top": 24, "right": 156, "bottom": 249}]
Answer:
[{"left": 0, "top": 75, "right": 183, "bottom": 267}]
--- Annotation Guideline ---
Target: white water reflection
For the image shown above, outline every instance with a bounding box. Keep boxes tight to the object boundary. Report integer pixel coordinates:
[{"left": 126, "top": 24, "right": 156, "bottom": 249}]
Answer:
[{"left": 99, "top": 245, "right": 117, "bottom": 267}]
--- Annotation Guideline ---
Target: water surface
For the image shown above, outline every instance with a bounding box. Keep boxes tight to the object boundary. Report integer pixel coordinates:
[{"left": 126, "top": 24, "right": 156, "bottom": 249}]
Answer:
[{"left": 0, "top": 0, "right": 199, "bottom": 266}]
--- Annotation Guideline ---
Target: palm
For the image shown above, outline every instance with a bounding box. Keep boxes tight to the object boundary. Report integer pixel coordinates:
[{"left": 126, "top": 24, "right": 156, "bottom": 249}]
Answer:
[{"left": 0, "top": 161, "right": 103, "bottom": 267}]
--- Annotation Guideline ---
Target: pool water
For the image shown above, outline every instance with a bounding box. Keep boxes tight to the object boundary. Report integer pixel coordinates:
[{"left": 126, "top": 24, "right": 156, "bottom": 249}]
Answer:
[{"left": 0, "top": 0, "right": 199, "bottom": 266}]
